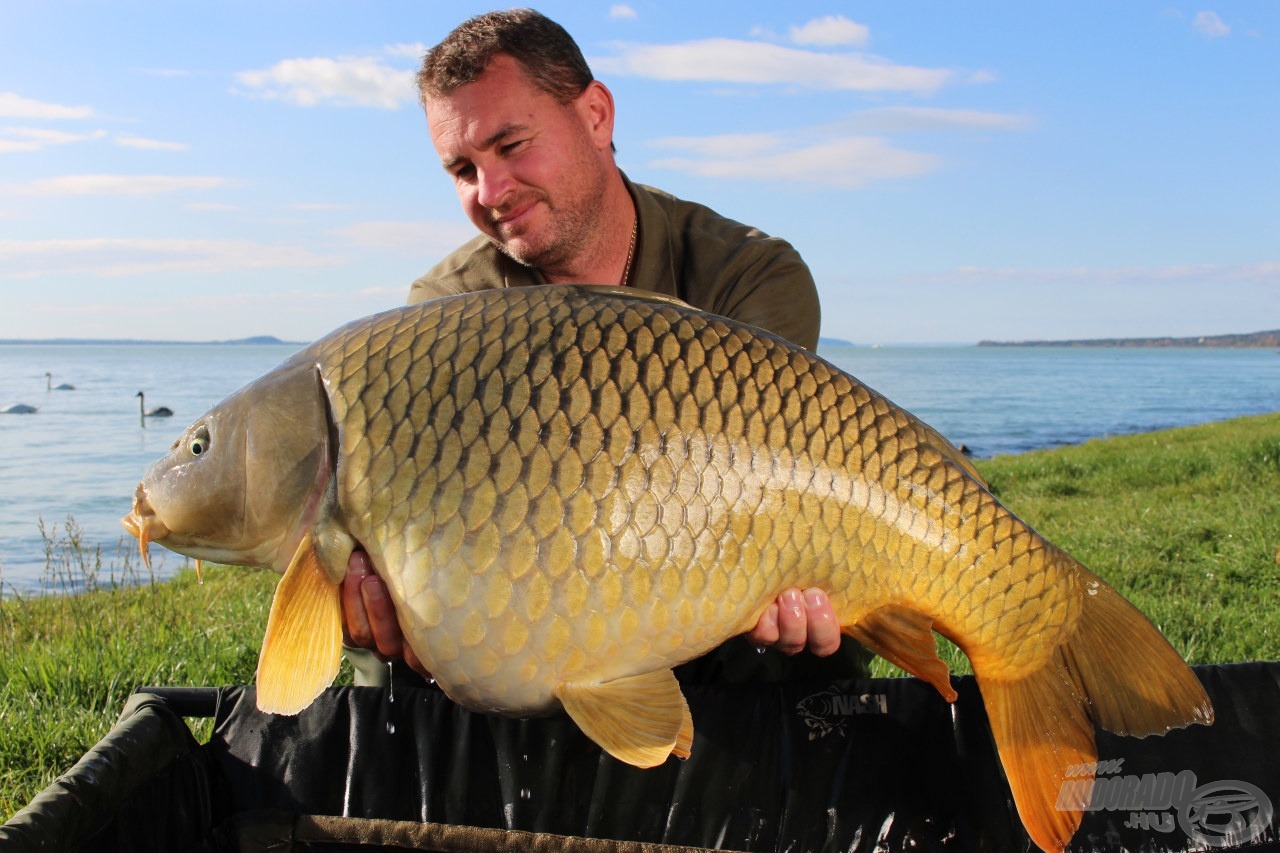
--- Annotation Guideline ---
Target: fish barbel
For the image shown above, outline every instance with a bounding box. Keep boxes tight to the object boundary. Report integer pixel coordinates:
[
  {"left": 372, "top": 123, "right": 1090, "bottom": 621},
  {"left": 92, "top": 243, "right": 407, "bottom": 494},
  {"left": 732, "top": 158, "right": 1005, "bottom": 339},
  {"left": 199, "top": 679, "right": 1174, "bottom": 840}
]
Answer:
[{"left": 122, "top": 285, "right": 1211, "bottom": 852}]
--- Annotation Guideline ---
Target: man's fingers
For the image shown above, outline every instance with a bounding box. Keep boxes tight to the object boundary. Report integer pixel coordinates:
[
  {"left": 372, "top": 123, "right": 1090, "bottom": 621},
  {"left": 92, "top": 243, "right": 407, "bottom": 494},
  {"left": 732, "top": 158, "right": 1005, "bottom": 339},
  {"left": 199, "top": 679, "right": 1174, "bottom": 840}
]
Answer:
[
  {"left": 748, "top": 588, "right": 840, "bottom": 657},
  {"left": 359, "top": 573, "right": 404, "bottom": 659},
  {"left": 341, "top": 550, "right": 376, "bottom": 647},
  {"left": 773, "top": 588, "right": 808, "bottom": 655},
  {"left": 802, "top": 588, "right": 841, "bottom": 657},
  {"left": 745, "top": 602, "right": 781, "bottom": 647}
]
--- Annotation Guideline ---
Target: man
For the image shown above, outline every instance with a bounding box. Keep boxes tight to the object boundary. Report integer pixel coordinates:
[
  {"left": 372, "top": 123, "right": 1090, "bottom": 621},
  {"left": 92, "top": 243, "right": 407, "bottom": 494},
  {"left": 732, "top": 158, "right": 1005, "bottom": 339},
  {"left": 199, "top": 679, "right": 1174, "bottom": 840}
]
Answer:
[{"left": 343, "top": 9, "right": 859, "bottom": 684}]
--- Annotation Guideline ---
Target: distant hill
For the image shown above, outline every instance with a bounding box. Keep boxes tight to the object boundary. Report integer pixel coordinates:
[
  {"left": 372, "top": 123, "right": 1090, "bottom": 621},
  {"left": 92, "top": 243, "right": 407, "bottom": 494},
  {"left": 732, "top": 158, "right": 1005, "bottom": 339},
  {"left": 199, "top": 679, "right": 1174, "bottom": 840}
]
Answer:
[
  {"left": 977, "top": 329, "right": 1280, "bottom": 348},
  {"left": 0, "top": 335, "right": 302, "bottom": 346}
]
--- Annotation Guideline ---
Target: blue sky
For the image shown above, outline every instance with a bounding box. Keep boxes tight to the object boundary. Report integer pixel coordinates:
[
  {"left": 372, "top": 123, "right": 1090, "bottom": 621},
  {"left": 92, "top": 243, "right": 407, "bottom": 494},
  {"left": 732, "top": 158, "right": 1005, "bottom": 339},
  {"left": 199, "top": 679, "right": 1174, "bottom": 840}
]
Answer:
[{"left": 1, "top": 2, "right": 1276, "bottom": 344}]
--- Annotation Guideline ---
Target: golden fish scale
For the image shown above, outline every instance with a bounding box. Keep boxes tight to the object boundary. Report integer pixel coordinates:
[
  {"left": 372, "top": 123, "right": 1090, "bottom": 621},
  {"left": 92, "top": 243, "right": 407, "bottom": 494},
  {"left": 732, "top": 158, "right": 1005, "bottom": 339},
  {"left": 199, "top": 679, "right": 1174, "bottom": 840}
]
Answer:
[{"left": 314, "top": 288, "right": 1077, "bottom": 712}]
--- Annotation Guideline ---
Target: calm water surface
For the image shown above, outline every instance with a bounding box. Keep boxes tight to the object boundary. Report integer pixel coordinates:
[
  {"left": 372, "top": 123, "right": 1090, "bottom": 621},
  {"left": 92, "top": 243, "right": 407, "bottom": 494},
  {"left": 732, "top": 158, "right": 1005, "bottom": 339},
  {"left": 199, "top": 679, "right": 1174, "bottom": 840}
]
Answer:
[{"left": 1, "top": 342, "right": 1277, "bottom": 592}]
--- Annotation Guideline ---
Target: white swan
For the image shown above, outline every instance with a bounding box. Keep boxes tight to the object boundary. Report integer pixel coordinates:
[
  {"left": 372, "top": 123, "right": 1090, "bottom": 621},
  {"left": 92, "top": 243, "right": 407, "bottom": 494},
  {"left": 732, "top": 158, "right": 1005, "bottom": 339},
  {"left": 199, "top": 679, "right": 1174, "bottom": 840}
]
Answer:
[
  {"left": 136, "top": 391, "right": 173, "bottom": 426},
  {"left": 2, "top": 403, "right": 38, "bottom": 414},
  {"left": 45, "top": 372, "right": 75, "bottom": 391}
]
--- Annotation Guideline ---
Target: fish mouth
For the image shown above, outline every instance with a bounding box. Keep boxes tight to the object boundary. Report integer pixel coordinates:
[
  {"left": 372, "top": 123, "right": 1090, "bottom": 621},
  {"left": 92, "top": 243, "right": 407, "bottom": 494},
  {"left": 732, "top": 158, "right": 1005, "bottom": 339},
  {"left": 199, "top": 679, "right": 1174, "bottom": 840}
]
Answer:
[{"left": 121, "top": 483, "right": 169, "bottom": 571}]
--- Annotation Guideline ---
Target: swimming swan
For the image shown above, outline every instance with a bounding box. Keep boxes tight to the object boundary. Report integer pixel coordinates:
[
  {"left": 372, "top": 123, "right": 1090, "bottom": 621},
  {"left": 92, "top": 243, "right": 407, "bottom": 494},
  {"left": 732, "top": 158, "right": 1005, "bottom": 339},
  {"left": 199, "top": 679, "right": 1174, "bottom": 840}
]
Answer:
[
  {"left": 45, "top": 373, "right": 75, "bottom": 391},
  {"left": 136, "top": 391, "right": 173, "bottom": 426}
]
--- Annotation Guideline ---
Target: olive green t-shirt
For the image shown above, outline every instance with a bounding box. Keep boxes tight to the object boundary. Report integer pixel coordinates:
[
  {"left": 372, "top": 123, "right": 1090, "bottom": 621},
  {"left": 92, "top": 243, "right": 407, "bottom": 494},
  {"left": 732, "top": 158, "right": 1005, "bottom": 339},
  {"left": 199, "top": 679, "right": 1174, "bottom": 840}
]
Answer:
[{"left": 408, "top": 174, "right": 822, "bottom": 351}]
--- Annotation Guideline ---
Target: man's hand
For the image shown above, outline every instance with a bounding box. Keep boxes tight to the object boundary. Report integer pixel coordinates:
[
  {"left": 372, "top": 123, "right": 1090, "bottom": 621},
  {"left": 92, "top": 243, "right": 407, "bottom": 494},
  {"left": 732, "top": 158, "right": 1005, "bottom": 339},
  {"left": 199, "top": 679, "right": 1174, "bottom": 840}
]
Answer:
[
  {"left": 744, "top": 587, "right": 842, "bottom": 656},
  {"left": 342, "top": 549, "right": 430, "bottom": 678},
  {"left": 340, "top": 551, "right": 841, "bottom": 668}
]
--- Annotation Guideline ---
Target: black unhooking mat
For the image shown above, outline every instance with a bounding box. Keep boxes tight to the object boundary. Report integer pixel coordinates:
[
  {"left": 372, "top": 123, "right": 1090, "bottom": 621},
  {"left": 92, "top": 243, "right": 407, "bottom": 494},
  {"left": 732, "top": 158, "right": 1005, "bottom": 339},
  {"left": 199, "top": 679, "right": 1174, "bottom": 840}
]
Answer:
[{"left": 2, "top": 663, "right": 1278, "bottom": 852}]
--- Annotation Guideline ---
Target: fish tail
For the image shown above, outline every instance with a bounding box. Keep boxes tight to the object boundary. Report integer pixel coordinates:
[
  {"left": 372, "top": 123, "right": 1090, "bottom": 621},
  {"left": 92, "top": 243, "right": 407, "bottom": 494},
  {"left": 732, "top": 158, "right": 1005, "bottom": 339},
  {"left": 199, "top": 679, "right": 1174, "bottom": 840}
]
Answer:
[{"left": 975, "top": 564, "right": 1214, "bottom": 853}]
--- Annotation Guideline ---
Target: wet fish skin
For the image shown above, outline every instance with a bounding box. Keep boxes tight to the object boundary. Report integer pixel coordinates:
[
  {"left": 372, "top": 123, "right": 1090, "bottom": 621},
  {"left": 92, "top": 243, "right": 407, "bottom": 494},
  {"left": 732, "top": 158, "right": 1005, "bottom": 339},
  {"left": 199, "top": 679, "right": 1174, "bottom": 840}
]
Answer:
[{"left": 123, "top": 285, "right": 1212, "bottom": 853}]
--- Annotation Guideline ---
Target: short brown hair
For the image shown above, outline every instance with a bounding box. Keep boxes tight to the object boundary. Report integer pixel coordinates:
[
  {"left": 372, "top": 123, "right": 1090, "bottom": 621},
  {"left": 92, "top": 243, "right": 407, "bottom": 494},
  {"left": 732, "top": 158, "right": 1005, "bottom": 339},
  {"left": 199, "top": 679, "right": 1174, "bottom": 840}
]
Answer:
[{"left": 418, "top": 9, "right": 594, "bottom": 105}]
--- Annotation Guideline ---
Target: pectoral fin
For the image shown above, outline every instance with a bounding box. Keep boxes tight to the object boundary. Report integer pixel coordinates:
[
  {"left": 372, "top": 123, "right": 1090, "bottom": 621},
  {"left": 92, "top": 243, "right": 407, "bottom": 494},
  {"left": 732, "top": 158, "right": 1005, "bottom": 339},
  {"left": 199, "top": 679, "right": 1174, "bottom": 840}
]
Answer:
[
  {"left": 256, "top": 533, "right": 343, "bottom": 715},
  {"left": 556, "top": 669, "right": 694, "bottom": 768},
  {"left": 846, "top": 604, "right": 957, "bottom": 702}
]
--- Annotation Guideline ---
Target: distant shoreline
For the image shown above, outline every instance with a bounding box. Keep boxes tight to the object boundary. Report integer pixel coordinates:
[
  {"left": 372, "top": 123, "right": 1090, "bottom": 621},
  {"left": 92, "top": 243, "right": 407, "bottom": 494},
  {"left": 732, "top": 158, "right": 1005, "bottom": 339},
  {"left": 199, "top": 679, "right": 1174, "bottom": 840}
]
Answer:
[
  {"left": 977, "top": 329, "right": 1280, "bottom": 348},
  {"left": 5, "top": 329, "right": 1278, "bottom": 349}
]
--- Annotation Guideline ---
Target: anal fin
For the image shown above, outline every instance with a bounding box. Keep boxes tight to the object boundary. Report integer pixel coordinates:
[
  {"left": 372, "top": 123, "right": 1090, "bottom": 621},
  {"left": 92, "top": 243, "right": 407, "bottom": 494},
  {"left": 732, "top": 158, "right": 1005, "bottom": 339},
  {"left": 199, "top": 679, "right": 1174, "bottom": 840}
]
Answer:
[
  {"left": 556, "top": 669, "right": 693, "bottom": 768},
  {"left": 978, "top": 662, "right": 1096, "bottom": 853},
  {"left": 256, "top": 533, "right": 344, "bottom": 715},
  {"left": 845, "top": 604, "right": 957, "bottom": 702}
]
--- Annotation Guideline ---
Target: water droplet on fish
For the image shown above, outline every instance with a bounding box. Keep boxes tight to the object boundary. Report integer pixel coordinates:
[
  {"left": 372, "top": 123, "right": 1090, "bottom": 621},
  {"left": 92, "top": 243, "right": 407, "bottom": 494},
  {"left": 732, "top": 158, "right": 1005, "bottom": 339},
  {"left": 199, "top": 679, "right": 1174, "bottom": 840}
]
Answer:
[
  {"left": 386, "top": 721, "right": 396, "bottom": 734},
  {"left": 755, "top": 645, "right": 767, "bottom": 655},
  {"left": 520, "top": 788, "right": 532, "bottom": 800},
  {"left": 427, "top": 676, "right": 436, "bottom": 686}
]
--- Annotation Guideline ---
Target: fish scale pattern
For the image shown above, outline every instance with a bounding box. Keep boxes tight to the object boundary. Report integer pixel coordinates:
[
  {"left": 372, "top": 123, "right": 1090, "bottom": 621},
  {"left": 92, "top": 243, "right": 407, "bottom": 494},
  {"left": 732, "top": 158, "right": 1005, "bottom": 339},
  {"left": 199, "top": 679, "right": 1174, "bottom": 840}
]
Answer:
[{"left": 312, "top": 286, "right": 1075, "bottom": 711}]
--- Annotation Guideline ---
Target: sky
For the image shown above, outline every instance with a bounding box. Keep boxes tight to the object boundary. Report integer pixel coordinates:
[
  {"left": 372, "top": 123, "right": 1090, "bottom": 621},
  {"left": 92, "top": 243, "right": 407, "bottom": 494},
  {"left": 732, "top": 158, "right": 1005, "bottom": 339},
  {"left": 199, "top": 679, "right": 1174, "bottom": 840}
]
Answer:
[{"left": 1, "top": 2, "right": 1276, "bottom": 345}]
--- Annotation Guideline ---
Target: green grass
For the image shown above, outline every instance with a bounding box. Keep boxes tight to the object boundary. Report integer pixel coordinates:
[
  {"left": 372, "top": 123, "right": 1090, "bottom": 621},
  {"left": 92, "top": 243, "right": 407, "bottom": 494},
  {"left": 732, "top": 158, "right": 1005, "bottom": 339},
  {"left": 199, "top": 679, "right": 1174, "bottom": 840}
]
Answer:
[
  {"left": 0, "top": 523, "right": 282, "bottom": 818},
  {"left": 2, "top": 413, "right": 1279, "bottom": 818}
]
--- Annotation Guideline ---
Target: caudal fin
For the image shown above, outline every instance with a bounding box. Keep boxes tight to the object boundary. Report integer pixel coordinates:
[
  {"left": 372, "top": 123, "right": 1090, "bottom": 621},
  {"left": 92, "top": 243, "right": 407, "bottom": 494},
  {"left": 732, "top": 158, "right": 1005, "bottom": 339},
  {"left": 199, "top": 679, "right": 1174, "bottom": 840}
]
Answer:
[{"left": 976, "top": 563, "right": 1214, "bottom": 853}]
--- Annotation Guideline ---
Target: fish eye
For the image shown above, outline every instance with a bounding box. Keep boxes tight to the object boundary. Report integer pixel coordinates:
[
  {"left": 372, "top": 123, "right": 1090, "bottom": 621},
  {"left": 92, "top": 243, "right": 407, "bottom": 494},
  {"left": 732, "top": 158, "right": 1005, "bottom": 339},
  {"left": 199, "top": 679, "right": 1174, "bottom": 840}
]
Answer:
[{"left": 188, "top": 427, "right": 211, "bottom": 457}]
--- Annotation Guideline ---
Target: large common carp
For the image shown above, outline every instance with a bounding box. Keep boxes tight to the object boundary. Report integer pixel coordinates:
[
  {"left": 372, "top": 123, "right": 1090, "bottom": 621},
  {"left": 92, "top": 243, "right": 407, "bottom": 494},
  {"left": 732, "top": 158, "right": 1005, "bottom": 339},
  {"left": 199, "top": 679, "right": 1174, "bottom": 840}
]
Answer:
[{"left": 123, "top": 285, "right": 1211, "bottom": 853}]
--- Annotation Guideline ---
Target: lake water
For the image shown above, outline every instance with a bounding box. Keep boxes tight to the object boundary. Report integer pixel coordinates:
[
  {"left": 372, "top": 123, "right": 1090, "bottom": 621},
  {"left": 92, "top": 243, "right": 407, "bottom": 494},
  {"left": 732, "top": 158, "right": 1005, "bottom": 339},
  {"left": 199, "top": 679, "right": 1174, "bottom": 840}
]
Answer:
[{"left": 2, "top": 341, "right": 1277, "bottom": 593}]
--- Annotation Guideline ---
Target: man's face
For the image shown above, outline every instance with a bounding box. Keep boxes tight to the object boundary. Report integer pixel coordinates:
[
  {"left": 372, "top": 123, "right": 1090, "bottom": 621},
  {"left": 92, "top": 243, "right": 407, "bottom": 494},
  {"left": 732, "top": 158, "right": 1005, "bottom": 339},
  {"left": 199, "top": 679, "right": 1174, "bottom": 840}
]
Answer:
[{"left": 425, "top": 54, "right": 612, "bottom": 274}]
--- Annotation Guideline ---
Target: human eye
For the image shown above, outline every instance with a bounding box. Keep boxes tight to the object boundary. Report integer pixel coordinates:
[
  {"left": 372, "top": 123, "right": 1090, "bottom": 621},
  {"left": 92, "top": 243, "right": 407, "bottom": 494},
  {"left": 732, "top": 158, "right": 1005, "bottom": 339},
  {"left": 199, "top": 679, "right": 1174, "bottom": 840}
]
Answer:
[
  {"left": 499, "top": 137, "right": 529, "bottom": 157},
  {"left": 450, "top": 161, "right": 476, "bottom": 183}
]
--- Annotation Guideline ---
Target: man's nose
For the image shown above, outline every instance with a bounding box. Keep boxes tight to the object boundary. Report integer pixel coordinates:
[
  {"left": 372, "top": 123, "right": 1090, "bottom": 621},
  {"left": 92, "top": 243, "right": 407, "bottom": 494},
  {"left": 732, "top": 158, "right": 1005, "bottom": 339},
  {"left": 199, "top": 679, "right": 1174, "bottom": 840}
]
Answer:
[{"left": 475, "top": 163, "right": 515, "bottom": 210}]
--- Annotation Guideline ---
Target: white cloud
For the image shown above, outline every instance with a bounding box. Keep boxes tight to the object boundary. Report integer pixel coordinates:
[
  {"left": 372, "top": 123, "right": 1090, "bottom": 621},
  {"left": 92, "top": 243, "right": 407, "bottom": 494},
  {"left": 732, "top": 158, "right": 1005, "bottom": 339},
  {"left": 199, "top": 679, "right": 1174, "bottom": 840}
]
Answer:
[
  {"left": 649, "top": 132, "right": 938, "bottom": 188},
  {"left": 384, "top": 43, "right": 428, "bottom": 59},
  {"left": 790, "top": 15, "right": 870, "bottom": 47},
  {"left": 0, "top": 237, "right": 342, "bottom": 278},
  {"left": 1193, "top": 11, "right": 1230, "bottom": 38},
  {"left": 837, "top": 107, "right": 1033, "bottom": 132},
  {"left": 329, "top": 219, "right": 477, "bottom": 253},
  {"left": 610, "top": 5, "right": 638, "bottom": 20},
  {"left": 115, "top": 135, "right": 189, "bottom": 151},
  {"left": 187, "top": 202, "right": 241, "bottom": 212},
  {"left": 289, "top": 202, "right": 353, "bottom": 212},
  {"left": 0, "top": 92, "right": 94, "bottom": 120},
  {"left": 10, "top": 174, "right": 229, "bottom": 196},
  {"left": 0, "top": 127, "right": 106, "bottom": 154},
  {"left": 594, "top": 38, "right": 952, "bottom": 94},
  {"left": 235, "top": 56, "right": 417, "bottom": 108}
]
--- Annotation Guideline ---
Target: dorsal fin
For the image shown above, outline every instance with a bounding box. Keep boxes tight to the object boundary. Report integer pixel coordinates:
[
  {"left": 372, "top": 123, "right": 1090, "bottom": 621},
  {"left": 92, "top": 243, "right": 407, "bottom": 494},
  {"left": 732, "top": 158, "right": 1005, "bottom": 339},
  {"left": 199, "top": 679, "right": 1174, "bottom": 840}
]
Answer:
[{"left": 566, "top": 284, "right": 694, "bottom": 310}]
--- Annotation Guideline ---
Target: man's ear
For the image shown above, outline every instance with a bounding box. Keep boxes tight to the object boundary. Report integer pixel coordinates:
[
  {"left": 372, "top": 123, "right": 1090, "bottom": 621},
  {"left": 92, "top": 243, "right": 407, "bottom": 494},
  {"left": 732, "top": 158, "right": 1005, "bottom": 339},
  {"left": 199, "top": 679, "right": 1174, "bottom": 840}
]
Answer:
[{"left": 576, "top": 80, "right": 616, "bottom": 150}]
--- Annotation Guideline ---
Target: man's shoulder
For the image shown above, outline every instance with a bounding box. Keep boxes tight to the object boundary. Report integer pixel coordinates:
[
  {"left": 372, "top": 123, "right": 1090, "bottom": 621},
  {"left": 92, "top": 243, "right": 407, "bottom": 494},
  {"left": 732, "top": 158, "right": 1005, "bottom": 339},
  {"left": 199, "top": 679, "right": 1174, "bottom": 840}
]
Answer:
[
  {"left": 629, "top": 180, "right": 819, "bottom": 350},
  {"left": 422, "top": 234, "right": 502, "bottom": 279},
  {"left": 633, "top": 181, "right": 796, "bottom": 260},
  {"left": 635, "top": 182, "right": 751, "bottom": 236},
  {"left": 409, "top": 236, "right": 509, "bottom": 303}
]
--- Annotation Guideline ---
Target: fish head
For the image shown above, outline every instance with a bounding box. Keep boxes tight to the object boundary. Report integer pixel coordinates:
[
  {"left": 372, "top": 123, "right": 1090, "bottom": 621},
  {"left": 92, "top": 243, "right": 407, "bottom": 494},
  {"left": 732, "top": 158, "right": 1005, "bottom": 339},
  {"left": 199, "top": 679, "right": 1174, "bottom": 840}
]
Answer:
[{"left": 122, "top": 362, "right": 334, "bottom": 573}]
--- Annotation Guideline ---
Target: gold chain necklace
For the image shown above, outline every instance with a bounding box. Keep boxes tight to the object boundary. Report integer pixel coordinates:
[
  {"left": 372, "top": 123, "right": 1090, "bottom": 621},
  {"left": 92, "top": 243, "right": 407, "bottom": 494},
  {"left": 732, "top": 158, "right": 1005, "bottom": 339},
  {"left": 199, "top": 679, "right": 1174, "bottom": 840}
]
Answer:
[{"left": 620, "top": 216, "right": 638, "bottom": 287}]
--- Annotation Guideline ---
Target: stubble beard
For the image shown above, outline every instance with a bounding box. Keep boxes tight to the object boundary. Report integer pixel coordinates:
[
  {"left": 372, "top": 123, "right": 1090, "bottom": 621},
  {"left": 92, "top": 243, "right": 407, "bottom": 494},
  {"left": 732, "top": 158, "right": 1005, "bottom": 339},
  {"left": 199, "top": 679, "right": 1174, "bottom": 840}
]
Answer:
[{"left": 490, "top": 154, "right": 610, "bottom": 278}]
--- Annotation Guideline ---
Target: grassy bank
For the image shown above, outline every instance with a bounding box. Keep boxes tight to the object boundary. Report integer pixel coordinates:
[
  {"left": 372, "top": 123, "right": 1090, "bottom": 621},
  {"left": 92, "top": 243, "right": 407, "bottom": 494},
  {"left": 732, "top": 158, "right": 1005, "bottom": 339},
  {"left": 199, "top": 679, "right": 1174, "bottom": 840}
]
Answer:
[{"left": 2, "top": 412, "right": 1278, "bottom": 819}]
